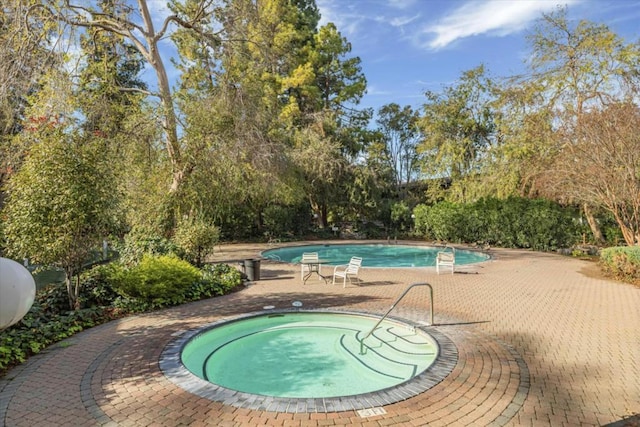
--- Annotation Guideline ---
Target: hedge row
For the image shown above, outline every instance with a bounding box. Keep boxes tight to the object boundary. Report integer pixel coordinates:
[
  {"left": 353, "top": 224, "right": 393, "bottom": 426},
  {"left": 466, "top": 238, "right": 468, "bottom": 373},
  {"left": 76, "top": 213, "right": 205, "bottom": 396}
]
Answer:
[{"left": 413, "top": 197, "right": 580, "bottom": 251}]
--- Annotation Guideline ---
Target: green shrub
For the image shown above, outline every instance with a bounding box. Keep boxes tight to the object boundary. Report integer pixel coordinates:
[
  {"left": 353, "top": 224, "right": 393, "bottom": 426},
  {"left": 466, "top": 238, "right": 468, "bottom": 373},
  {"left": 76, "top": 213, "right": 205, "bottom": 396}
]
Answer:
[
  {"left": 413, "top": 201, "right": 465, "bottom": 242},
  {"left": 413, "top": 197, "right": 579, "bottom": 250},
  {"left": 262, "top": 204, "right": 309, "bottom": 238},
  {"left": 110, "top": 255, "right": 201, "bottom": 308},
  {"left": 600, "top": 246, "right": 640, "bottom": 285},
  {"left": 186, "top": 263, "right": 242, "bottom": 300},
  {"left": 0, "top": 260, "right": 241, "bottom": 375},
  {"left": 173, "top": 216, "right": 220, "bottom": 267},
  {"left": 80, "top": 264, "right": 120, "bottom": 308},
  {"left": 0, "top": 304, "right": 117, "bottom": 373},
  {"left": 116, "top": 225, "right": 181, "bottom": 266},
  {"left": 36, "top": 264, "right": 120, "bottom": 315},
  {"left": 37, "top": 283, "right": 71, "bottom": 316}
]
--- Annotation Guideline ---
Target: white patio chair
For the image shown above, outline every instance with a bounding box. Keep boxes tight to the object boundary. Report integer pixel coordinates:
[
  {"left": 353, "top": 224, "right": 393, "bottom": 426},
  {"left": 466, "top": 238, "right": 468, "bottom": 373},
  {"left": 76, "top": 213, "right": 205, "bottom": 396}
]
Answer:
[
  {"left": 332, "top": 256, "right": 363, "bottom": 288},
  {"left": 436, "top": 247, "right": 455, "bottom": 275},
  {"left": 300, "top": 252, "right": 320, "bottom": 282}
]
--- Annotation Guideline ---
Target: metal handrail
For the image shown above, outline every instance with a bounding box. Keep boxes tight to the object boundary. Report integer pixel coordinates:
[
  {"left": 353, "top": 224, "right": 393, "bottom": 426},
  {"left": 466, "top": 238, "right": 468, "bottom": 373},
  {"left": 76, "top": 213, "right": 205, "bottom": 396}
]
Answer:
[{"left": 359, "top": 282, "right": 434, "bottom": 355}]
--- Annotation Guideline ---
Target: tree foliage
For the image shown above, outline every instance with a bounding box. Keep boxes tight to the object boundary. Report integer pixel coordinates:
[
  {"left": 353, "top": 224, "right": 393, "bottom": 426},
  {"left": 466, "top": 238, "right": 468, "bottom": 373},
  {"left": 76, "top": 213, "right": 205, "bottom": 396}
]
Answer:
[
  {"left": 376, "top": 103, "right": 422, "bottom": 191},
  {"left": 418, "top": 65, "right": 496, "bottom": 202},
  {"left": 3, "top": 131, "right": 122, "bottom": 309},
  {"left": 556, "top": 102, "right": 640, "bottom": 245}
]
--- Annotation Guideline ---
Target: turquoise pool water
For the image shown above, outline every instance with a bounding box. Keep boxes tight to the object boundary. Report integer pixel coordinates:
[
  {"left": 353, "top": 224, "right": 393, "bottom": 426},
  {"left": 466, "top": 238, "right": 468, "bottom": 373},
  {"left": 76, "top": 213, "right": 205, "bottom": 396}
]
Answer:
[
  {"left": 262, "top": 243, "right": 489, "bottom": 267},
  {"left": 181, "top": 312, "right": 439, "bottom": 398}
]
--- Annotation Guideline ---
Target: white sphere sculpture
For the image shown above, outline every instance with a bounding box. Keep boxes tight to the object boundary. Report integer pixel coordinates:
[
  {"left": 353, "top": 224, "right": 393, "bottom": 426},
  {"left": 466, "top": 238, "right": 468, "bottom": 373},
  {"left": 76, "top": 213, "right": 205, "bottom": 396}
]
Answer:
[{"left": 0, "top": 257, "right": 36, "bottom": 330}]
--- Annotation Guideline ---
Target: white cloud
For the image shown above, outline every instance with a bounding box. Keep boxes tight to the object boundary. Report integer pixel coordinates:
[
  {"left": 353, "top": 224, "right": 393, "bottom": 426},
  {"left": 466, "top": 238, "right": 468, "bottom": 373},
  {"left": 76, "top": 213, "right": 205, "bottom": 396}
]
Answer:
[
  {"left": 366, "top": 85, "right": 393, "bottom": 96},
  {"left": 390, "top": 14, "right": 421, "bottom": 28},
  {"left": 423, "top": 0, "right": 582, "bottom": 50},
  {"left": 317, "top": 0, "right": 365, "bottom": 36}
]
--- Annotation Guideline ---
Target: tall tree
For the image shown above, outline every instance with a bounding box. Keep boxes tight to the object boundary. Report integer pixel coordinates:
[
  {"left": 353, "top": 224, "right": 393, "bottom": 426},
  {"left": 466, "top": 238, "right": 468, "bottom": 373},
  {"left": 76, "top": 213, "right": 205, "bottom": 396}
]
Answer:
[
  {"left": 490, "top": 81, "right": 556, "bottom": 198},
  {"left": 0, "top": 1, "right": 59, "bottom": 208},
  {"left": 169, "top": 0, "right": 319, "bottom": 233},
  {"left": 501, "top": 8, "right": 640, "bottom": 241},
  {"left": 375, "top": 103, "right": 422, "bottom": 192},
  {"left": 418, "top": 65, "right": 496, "bottom": 202},
  {"left": 37, "top": 0, "right": 216, "bottom": 195},
  {"left": 556, "top": 102, "right": 640, "bottom": 245},
  {"left": 288, "top": 22, "right": 369, "bottom": 226},
  {"left": 3, "top": 127, "right": 122, "bottom": 309},
  {"left": 76, "top": 0, "right": 147, "bottom": 140}
]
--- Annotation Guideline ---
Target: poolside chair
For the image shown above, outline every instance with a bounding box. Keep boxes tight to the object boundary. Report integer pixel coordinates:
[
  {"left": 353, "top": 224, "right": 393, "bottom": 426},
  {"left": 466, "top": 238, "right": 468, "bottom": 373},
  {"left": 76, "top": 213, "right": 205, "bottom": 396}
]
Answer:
[
  {"left": 436, "top": 247, "right": 455, "bottom": 275},
  {"left": 332, "top": 256, "right": 363, "bottom": 288},
  {"left": 300, "top": 252, "right": 321, "bottom": 283}
]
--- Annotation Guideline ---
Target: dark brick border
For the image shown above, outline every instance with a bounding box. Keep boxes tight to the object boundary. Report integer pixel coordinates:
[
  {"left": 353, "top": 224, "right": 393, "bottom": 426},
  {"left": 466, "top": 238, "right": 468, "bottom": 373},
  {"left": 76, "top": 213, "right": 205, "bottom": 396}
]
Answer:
[{"left": 160, "top": 309, "right": 458, "bottom": 413}]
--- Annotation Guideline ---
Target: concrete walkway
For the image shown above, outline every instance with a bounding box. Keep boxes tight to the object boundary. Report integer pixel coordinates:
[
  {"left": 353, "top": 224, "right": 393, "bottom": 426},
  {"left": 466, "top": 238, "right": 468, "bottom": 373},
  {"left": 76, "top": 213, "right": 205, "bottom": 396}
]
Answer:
[{"left": 1, "top": 242, "right": 638, "bottom": 426}]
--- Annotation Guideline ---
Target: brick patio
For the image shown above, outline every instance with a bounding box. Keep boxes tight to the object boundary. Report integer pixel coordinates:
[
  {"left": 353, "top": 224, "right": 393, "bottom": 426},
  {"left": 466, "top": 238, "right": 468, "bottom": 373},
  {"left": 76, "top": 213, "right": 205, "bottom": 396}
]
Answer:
[{"left": 1, "top": 242, "right": 638, "bottom": 426}]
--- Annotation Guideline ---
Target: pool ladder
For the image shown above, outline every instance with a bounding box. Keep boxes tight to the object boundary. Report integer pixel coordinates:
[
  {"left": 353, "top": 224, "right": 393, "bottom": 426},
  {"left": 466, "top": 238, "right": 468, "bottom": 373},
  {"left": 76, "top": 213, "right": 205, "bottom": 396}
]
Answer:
[{"left": 360, "top": 282, "right": 434, "bottom": 355}]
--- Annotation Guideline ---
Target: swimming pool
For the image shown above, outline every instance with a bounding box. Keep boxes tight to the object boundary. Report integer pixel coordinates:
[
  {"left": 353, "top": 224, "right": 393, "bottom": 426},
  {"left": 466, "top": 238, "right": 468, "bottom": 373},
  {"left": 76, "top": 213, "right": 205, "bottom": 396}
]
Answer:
[
  {"left": 160, "top": 310, "right": 457, "bottom": 411},
  {"left": 262, "top": 243, "right": 489, "bottom": 267}
]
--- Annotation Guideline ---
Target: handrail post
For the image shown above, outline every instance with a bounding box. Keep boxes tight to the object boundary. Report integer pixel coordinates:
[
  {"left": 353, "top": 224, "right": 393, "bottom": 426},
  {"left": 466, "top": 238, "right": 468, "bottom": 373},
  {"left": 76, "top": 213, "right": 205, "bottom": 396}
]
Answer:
[{"left": 359, "top": 282, "right": 434, "bottom": 354}]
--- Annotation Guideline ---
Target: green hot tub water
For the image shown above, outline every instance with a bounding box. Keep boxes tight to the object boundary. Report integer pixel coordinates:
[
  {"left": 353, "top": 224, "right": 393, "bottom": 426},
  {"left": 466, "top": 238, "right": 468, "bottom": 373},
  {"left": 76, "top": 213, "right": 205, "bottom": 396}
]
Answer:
[{"left": 181, "top": 312, "right": 438, "bottom": 398}]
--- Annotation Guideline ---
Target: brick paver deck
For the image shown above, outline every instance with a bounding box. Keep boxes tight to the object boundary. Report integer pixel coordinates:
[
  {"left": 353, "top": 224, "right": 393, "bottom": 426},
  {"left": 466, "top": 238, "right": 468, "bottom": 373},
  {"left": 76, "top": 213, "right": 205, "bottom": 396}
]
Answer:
[{"left": 1, "top": 242, "right": 639, "bottom": 426}]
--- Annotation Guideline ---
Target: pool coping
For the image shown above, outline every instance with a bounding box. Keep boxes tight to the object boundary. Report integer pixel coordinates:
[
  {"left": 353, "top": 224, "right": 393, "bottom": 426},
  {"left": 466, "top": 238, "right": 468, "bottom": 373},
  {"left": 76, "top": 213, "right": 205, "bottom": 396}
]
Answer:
[{"left": 159, "top": 308, "right": 458, "bottom": 413}]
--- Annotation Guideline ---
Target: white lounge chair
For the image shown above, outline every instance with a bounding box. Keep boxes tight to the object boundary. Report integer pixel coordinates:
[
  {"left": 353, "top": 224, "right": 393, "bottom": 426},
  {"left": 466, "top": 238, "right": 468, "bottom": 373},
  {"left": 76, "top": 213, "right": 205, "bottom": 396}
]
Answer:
[
  {"left": 332, "top": 256, "right": 363, "bottom": 288},
  {"left": 436, "top": 247, "right": 455, "bottom": 275},
  {"left": 300, "top": 252, "right": 321, "bottom": 283}
]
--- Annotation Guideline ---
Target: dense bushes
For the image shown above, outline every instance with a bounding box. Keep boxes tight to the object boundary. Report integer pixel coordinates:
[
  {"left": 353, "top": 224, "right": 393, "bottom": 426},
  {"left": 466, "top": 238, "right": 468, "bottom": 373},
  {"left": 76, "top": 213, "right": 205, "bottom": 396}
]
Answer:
[
  {"left": 0, "top": 300, "right": 118, "bottom": 372},
  {"left": 414, "top": 197, "right": 579, "bottom": 250},
  {"left": 116, "top": 225, "right": 182, "bottom": 266},
  {"left": 0, "top": 258, "right": 242, "bottom": 375},
  {"left": 110, "top": 255, "right": 202, "bottom": 307},
  {"left": 173, "top": 216, "right": 220, "bottom": 267},
  {"left": 262, "top": 204, "right": 309, "bottom": 239},
  {"left": 600, "top": 246, "right": 640, "bottom": 285}
]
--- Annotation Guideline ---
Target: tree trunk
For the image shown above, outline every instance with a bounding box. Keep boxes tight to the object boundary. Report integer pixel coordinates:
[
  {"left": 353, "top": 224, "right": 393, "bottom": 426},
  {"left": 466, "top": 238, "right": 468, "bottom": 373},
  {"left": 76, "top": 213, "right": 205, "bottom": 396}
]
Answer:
[
  {"left": 64, "top": 267, "right": 76, "bottom": 310},
  {"left": 583, "top": 203, "right": 604, "bottom": 244},
  {"left": 613, "top": 210, "right": 639, "bottom": 246},
  {"left": 138, "top": 1, "right": 184, "bottom": 194}
]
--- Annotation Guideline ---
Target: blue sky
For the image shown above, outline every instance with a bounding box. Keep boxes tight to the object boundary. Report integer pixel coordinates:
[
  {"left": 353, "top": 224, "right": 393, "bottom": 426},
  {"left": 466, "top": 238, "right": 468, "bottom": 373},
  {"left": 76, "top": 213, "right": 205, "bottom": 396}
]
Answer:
[{"left": 315, "top": 0, "right": 640, "bottom": 114}]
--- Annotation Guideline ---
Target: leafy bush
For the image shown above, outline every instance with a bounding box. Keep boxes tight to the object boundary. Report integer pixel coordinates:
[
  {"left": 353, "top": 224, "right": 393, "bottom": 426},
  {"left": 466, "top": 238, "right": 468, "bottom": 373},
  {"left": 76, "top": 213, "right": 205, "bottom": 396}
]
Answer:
[
  {"left": 36, "top": 264, "right": 120, "bottom": 315},
  {"left": 413, "top": 201, "right": 465, "bottom": 242},
  {"left": 116, "top": 225, "right": 181, "bottom": 266},
  {"left": 80, "top": 264, "right": 120, "bottom": 307},
  {"left": 173, "top": 216, "right": 220, "bottom": 267},
  {"left": 262, "top": 204, "right": 309, "bottom": 238},
  {"left": 185, "top": 263, "right": 242, "bottom": 300},
  {"left": 37, "top": 282, "right": 71, "bottom": 316},
  {"left": 600, "top": 246, "right": 640, "bottom": 285},
  {"left": 0, "top": 260, "right": 240, "bottom": 375},
  {"left": 110, "top": 255, "right": 201, "bottom": 308},
  {"left": 390, "top": 202, "right": 411, "bottom": 233},
  {"left": 413, "top": 197, "right": 579, "bottom": 250},
  {"left": 0, "top": 304, "right": 117, "bottom": 373}
]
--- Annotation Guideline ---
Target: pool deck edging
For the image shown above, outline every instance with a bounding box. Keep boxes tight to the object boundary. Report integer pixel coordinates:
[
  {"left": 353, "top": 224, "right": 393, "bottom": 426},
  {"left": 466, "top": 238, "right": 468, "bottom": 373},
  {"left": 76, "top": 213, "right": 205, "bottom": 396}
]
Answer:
[{"left": 159, "top": 309, "right": 460, "bottom": 413}]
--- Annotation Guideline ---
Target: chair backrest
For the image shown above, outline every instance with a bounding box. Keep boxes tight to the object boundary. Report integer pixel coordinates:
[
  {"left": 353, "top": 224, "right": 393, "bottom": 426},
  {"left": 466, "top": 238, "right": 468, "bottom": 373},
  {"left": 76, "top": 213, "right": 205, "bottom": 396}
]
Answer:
[
  {"left": 346, "top": 256, "right": 362, "bottom": 273},
  {"left": 301, "top": 252, "right": 319, "bottom": 262},
  {"left": 437, "top": 248, "right": 455, "bottom": 263}
]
